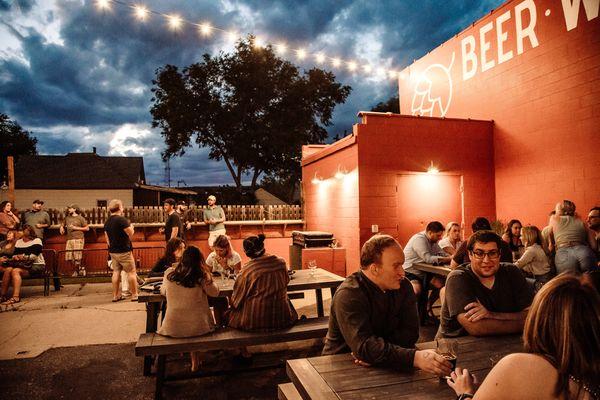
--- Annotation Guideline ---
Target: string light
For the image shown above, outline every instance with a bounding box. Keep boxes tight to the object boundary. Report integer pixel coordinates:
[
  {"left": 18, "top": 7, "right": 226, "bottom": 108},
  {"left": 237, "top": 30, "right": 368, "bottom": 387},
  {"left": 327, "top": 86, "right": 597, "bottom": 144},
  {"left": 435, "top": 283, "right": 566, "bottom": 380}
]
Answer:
[
  {"left": 133, "top": 4, "right": 148, "bottom": 20},
  {"left": 167, "top": 14, "right": 182, "bottom": 30},
  {"left": 96, "top": 0, "right": 110, "bottom": 10},
  {"left": 92, "top": 0, "right": 400, "bottom": 80},
  {"left": 199, "top": 23, "right": 212, "bottom": 36}
]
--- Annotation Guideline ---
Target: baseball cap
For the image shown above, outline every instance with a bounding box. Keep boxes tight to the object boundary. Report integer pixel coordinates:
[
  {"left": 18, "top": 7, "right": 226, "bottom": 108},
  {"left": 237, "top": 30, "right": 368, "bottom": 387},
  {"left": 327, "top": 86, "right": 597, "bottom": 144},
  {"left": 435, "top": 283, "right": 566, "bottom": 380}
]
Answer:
[
  {"left": 33, "top": 199, "right": 44, "bottom": 204},
  {"left": 207, "top": 195, "right": 216, "bottom": 201},
  {"left": 177, "top": 200, "right": 187, "bottom": 206},
  {"left": 67, "top": 204, "right": 80, "bottom": 210}
]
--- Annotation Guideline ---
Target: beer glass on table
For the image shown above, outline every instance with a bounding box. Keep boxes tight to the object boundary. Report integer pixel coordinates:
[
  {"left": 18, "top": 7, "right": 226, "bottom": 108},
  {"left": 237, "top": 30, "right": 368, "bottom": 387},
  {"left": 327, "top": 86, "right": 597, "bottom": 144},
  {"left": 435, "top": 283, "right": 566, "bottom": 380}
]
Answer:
[{"left": 436, "top": 338, "right": 458, "bottom": 380}]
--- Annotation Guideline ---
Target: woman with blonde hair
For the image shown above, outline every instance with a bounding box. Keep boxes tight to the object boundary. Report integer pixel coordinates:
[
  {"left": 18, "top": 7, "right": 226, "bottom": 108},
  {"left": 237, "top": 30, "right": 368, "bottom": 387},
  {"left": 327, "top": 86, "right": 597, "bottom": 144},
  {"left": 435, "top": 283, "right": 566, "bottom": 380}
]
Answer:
[
  {"left": 549, "top": 200, "right": 597, "bottom": 274},
  {"left": 205, "top": 234, "right": 242, "bottom": 275},
  {"left": 448, "top": 274, "right": 600, "bottom": 399},
  {"left": 515, "top": 226, "right": 553, "bottom": 290},
  {"left": 438, "top": 222, "right": 462, "bottom": 256}
]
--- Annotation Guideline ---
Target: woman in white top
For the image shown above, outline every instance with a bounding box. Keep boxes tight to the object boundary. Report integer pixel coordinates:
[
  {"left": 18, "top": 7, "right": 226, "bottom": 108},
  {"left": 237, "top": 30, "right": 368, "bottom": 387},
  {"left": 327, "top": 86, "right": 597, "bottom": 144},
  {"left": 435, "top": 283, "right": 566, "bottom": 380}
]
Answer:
[
  {"left": 515, "top": 226, "right": 553, "bottom": 291},
  {"left": 158, "top": 245, "right": 219, "bottom": 372},
  {"left": 438, "top": 222, "right": 462, "bottom": 256},
  {"left": 448, "top": 274, "right": 600, "bottom": 400},
  {"left": 205, "top": 235, "right": 242, "bottom": 276}
]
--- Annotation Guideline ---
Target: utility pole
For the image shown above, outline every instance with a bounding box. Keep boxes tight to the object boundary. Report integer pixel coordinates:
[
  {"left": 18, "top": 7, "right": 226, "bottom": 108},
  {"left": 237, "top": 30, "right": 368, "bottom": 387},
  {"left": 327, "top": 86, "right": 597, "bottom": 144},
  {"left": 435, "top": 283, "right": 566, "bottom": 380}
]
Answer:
[
  {"left": 164, "top": 157, "right": 171, "bottom": 187},
  {"left": 7, "top": 156, "right": 15, "bottom": 204}
]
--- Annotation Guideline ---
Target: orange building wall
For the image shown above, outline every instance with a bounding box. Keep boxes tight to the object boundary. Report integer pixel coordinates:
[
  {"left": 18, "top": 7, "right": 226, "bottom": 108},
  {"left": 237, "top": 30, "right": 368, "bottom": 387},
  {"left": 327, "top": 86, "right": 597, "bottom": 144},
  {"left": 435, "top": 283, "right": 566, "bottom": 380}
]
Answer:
[
  {"left": 398, "top": 0, "right": 600, "bottom": 226},
  {"left": 356, "top": 114, "right": 496, "bottom": 249},
  {"left": 302, "top": 135, "right": 360, "bottom": 273}
]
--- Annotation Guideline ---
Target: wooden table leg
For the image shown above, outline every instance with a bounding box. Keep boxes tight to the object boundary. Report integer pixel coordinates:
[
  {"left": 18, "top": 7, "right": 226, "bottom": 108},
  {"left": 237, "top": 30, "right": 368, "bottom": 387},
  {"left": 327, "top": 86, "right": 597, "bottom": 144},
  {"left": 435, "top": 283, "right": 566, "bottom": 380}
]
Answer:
[
  {"left": 143, "top": 302, "right": 160, "bottom": 376},
  {"left": 315, "top": 288, "right": 324, "bottom": 317},
  {"left": 418, "top": 273, "right": 430, "bottom": 326},
  {"left": 155, "top": 354, "right": 166, "bottom": 400}
]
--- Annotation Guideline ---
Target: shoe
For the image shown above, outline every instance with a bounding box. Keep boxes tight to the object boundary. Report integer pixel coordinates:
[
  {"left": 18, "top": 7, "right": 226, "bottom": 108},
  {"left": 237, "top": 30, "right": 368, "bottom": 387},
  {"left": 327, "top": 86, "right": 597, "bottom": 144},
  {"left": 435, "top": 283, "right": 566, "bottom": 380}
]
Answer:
[
  {"left": 71, "top": 271, "right": 79, "bottom": 277},
  {"left": 79, "top": 269, "right": 87, "bottom": 277},
  {"left": 1, "top": 297, "right": 20, "bottom": 305},
  {"left": 112, "top": 296, "right": 125, "bottom": 302},
  {"left": 122, "top": 291, "right": 132, "bottom": 297},
  {"left": 130, "top": 296, "right": 139, "bottom": 302}
]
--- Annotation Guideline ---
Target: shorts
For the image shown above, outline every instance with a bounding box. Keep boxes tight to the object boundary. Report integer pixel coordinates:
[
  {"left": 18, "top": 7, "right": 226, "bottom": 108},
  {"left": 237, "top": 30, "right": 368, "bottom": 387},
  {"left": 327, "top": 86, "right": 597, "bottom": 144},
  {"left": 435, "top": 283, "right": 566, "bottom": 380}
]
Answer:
[
  {"left": 65, "top": 239, "right": 84, "bottom": 261},
  {"left": 208, "top": 228, "right": 227, "bottom": 247},
  {"left": 109, "top": 252, "right": 136, "bottom": 273}
]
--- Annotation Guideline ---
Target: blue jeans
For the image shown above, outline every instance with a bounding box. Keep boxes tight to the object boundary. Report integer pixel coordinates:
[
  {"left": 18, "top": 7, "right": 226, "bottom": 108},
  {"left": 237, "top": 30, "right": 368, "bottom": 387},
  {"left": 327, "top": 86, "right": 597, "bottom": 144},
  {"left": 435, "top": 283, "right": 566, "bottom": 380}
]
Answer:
[{"left": 555, "top": 245, "right": 597, "bottom": 274}]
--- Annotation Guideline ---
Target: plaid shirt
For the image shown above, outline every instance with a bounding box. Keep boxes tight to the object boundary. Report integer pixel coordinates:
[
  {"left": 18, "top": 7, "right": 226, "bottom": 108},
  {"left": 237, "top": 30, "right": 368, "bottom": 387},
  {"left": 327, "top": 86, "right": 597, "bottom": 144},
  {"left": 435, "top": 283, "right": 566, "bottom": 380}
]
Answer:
[{"left": 226, "top": 254, "right": 297, "bottom": 332}]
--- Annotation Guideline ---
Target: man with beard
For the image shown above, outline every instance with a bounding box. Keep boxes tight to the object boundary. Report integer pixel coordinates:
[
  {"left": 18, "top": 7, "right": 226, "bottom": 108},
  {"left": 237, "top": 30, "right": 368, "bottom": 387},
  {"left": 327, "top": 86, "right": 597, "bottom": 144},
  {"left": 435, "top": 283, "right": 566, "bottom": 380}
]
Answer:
[{"left": 437, "top": 230, "right": 533, "bottom": 338}]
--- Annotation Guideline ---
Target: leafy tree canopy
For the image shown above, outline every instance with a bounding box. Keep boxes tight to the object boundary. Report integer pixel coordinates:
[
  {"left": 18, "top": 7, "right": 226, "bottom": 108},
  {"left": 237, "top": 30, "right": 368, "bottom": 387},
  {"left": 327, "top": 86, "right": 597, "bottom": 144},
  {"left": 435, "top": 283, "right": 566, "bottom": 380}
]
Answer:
[
  {"left": 0, "top": 113, "right": 38, "bottom": 182},
  {"left": 371, "top": 95, "right": 399, "bottom": 113},
  {"left": 151, "top": 36, "right": 352, "bottom": 191}
]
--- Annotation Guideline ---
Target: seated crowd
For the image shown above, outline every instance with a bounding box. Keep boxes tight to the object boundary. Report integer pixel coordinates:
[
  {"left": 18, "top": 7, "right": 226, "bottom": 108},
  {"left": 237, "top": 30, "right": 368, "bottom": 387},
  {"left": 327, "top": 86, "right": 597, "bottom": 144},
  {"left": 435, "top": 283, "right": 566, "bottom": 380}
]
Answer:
[{"left": 1, "top": 196, "right": 599, "bottom": 398}]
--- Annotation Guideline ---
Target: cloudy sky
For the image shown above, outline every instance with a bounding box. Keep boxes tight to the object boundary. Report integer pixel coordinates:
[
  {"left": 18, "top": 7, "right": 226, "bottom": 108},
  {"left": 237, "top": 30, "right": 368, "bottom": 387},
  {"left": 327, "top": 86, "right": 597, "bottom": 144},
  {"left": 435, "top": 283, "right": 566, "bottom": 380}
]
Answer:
[{"left": 0, "top": 0, "right": 503, "bottom": 186}]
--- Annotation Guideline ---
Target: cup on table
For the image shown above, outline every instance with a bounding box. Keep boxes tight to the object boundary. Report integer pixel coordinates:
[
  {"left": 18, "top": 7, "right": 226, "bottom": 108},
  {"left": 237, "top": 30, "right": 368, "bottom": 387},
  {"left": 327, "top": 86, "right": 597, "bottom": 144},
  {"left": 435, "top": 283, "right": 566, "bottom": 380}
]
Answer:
[
  {"left": 436, "top": 338, "right": 458, "bottom": 380},
  {"left": 221, "top": 269, "right": 229, "bottom": 282},
  {"left": 307, "top": 260, "right": 317, "bottom": 276}
]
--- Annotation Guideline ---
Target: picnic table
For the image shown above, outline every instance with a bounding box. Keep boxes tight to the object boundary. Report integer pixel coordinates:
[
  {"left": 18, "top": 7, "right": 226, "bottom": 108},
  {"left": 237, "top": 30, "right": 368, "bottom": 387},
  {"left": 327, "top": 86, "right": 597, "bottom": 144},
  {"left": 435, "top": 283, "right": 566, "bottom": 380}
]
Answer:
[
  {"left": 412, "top": 262, "right": 452, "bottom": 325},
  {"left": 138, "top": 268, "right": 346, "bottom": 375},
  {"left": 284, "top": 334, "right": 522, "bottom": 400}
]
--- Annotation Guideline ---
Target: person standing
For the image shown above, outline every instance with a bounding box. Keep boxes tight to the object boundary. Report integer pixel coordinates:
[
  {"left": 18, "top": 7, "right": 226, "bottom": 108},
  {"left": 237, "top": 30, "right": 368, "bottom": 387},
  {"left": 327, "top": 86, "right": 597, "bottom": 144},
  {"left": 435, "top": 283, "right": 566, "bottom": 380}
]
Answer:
[
  {"left": 176, "top": 200, "right": 192, "bottom": 240},
  {"left": 59, "top": 205, "right": 89, "bottom": 277},
  {"left": 22, "top": 200, "right": 51, "bottom": 240},
  {"left": 104, "top": 199, "right": 138, "bottom": 302},
  {"left": 203, "top": 195, "right": 226, "bottom": 248},
  {"left": 587, "top": 206, "right": 600, "bottom": 268},
  {"left": 160, "top": 198, "right": 182, "bottom": 243}
]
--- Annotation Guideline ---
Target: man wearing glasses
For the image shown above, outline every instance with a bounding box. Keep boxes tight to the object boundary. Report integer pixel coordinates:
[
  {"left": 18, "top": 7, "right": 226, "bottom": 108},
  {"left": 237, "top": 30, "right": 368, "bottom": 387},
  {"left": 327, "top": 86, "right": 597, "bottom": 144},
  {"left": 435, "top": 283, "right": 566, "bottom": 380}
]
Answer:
[{"left": 436, "top": 230, "right": 533, "bottom": 338}]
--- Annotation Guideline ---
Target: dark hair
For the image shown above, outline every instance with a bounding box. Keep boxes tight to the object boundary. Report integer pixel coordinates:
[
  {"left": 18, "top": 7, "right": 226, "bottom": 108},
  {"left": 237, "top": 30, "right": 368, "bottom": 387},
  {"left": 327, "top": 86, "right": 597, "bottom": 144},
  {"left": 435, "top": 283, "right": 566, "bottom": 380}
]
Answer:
[
  {"left": 426, "top": 221, "right": 444, "bottom": 233},
  {"left": 163, "top": 198, "right": 176, "bottom": 206},
  {"left": 524, "top": 274, "right": 600, "bottom": 399},
  {"left": 21, "top": 225, "right": 36, "bottom": 240},
  {"left": 164, "top": 237, "right": 185, "bottom": 264},
  {"left": 590, "top": 206, "right": 600, "bottom": 213},
  {"left": 166, "top": 246, "right": 208, "bottom": 288},
  {"left": 504, "top": 219, "right": 522, "bottom": 238},
  {"left": 360, "top": 234, "right": 399, "bottom": 270},
  {"left": 243, "top": 234, "right": 265, "bottom": 258},
  {"left": 0, "top": 201, "right": 11, "bottom": 213},
  {"left": 466, "top": 230, "right": 502, "bottom": 252},
  {"left": 471, "top": 217, "right": 491, "bottom": 232}
]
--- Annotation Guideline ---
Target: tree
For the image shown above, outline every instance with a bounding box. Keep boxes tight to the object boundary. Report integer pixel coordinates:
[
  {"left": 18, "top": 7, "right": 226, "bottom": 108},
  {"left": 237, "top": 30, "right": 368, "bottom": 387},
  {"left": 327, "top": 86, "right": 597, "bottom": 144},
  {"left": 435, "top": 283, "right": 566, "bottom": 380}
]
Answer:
[
  {"left": 0, "top": 114, "right": 38, "bottom": 182},
  {"left": 151, "top": 36, "right": 352, "bottom": 192},
  {"left": 371, "top": 95, "right": 400, "bottom": 113}
]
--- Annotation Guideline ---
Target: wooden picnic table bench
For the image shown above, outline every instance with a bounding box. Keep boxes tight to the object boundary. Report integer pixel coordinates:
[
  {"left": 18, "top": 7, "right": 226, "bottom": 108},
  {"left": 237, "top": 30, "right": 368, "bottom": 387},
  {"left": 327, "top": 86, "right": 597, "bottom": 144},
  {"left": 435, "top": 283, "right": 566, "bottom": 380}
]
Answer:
[
  {"left": 413, "top": 262, "right": 452, "bottom": 325},
  {"left": 135, "top": 316, "right": 330, "bottom": 400}
]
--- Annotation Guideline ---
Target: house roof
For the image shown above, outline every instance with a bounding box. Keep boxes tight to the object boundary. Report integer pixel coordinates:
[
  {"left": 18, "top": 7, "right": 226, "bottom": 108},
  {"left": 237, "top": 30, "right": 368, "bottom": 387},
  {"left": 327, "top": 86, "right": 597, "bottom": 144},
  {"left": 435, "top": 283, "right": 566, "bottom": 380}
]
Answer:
[
  {"left": 15, "top": 153, "right": 145, "bottom": 189},
  {"left": 254, "top": 188, "right": 288, "bottom": 205}
]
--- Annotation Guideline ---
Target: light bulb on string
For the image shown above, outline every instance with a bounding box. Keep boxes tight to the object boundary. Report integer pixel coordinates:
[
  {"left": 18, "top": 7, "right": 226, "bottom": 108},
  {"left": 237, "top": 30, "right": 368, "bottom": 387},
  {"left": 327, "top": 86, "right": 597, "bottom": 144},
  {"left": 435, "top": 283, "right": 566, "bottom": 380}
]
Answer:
[
  {"left": 96, "top": 0, "right": 111, "bottom": 11},
  {"left": 332, "top": 58, "right": 341, "bottom": 67},
  {"left": 199, "top": 23, "right": 212, "bottom": 36},
  {"left": 276, "top": 42, "right": 287, "bottom": 54},
  {"left": 253, "top": 36, "right": 265, "bottom": 48},
  {"left": 348, "top": 61, "right": 357, "bottom": 71},
  {"left": 296, "top": 48, "right": 306, "bottom": 59},
  {"left": 363, "top": 64, "right": 372, "bottom": 73},
  {"left": 133, "top": 5, "right": 149, "bottom": 21},
  {"left": 315, "top": 53, "right": 325, "bottom": 63},
  {"left": 167, "top": 14, "right": 182, "bottom": 30},
  {"left": 227, "top": 31, "right": 238, "bottom": 42}
]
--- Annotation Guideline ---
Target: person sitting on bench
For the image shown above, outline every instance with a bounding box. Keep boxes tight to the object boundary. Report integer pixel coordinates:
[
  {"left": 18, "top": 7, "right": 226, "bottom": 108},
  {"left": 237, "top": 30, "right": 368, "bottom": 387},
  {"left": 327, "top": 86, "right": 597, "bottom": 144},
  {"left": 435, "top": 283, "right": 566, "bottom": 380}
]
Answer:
[
  {"left": 157, "top": 245, "right": 219, "bottom": 372},
  {"left": 226, "top": 234, "right": 298, "bottom": 362}
]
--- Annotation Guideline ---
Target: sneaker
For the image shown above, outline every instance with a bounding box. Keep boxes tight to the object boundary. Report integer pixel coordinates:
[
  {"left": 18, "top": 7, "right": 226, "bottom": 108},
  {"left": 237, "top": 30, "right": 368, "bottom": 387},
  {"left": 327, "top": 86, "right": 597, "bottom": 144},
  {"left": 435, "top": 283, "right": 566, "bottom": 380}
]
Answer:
[
  {"left": 71, "top": 271, "right": 79, "bottom": 277},
  {"left": 122, "top": 290, "right": 132, "bottom": 297},
  {"left": 79, "top": 269, "right": 87, "bottom": 277}
]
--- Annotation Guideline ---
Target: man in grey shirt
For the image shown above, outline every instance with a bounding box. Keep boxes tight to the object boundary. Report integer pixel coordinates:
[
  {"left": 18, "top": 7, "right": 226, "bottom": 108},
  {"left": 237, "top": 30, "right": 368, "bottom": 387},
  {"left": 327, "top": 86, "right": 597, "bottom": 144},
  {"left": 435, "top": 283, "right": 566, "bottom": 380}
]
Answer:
[
  {"left": 403, "top": 221, "right": 451, "bottom": 296},
  {"left": 22, "top": 199, "right": 51, "bottom": 240},
  {"left": 203, "top": 195, "right": 226, "bottom": 248},
  {"left": 323, "top": 234, "right": 453, "bottom": 376}
]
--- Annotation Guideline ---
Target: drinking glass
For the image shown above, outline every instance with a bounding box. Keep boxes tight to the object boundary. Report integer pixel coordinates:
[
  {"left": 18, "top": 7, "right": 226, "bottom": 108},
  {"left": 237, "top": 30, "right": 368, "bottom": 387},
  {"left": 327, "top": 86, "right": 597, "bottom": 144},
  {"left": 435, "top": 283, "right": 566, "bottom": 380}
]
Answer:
[
  {"left": 436, "top": 338, "right": 458, "bottom": 380},
  {"left": 307, "top": 260, "right": 317, "bottom": 276}
]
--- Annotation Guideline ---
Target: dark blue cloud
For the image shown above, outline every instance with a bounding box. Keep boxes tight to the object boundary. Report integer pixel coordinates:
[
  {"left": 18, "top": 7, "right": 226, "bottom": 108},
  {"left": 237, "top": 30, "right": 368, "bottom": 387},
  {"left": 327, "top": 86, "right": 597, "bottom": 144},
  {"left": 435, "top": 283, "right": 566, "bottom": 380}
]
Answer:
[{"left": 0, "top": 0, "right": 504, "bottom": 186}]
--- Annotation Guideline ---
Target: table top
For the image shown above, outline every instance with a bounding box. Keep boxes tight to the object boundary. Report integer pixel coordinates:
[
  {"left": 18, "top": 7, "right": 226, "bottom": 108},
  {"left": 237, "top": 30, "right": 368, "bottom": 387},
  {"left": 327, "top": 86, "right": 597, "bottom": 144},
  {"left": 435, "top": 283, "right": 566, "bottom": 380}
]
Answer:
[
  {"left": 286, "top": 334, "right": 523, "bottom": 400},
  {"left": 413, "top": 262, "right": 452, "bottom": 277},
  {"left": 138, "top": 268, "right": 346, "bottom": 303}
]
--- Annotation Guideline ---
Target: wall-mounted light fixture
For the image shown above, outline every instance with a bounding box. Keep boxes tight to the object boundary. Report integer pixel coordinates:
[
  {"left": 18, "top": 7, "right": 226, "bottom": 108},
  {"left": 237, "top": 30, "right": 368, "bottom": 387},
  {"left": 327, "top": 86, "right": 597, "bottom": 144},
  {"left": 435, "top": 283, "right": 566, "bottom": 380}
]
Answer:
[
  {"left": 427, "top": 161, "right": 439, "bottom": 175},
  {"left": 334, "top": 165, "right": 348, "bottom": 180},
  {"left": 311, "top": 173, "right": 323, "bottom": 185}
]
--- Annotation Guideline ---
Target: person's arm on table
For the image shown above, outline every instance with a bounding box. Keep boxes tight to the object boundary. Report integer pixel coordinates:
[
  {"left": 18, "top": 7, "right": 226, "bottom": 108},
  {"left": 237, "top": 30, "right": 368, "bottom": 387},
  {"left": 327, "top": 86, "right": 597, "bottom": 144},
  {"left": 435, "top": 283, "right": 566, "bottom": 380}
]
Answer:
[{"left": 457, "top": 302, "right": 528, "bottom": 336}]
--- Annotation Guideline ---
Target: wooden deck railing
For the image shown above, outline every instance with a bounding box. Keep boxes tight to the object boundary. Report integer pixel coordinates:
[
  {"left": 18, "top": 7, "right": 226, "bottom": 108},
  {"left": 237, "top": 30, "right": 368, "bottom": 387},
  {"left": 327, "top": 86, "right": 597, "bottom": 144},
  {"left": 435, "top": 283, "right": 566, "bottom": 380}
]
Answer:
[{"left": 46, "top": 205, "right": 302, "bottom": 225}]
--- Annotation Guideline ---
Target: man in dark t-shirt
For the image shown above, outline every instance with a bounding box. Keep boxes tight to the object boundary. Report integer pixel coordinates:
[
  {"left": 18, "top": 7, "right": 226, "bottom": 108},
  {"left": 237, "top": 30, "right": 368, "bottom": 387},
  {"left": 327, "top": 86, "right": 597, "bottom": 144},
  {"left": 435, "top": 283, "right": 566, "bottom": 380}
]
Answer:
[
  {"left": 161, "top": 198, "right": 183, "bottom": 242},
  {"left": 104, "top": 199, "right": 138, "bottom": 302},
  {"left": 437, "top": 230, "right": 533, "bottom": 338}
]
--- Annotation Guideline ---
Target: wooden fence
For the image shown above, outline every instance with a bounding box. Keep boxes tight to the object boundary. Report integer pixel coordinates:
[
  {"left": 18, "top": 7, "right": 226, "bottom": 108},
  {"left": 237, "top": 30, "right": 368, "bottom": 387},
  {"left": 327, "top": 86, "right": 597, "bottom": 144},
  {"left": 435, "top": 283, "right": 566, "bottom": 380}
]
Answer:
[{"left": 46, "top": 205, "right": 303, "bottom": 225}]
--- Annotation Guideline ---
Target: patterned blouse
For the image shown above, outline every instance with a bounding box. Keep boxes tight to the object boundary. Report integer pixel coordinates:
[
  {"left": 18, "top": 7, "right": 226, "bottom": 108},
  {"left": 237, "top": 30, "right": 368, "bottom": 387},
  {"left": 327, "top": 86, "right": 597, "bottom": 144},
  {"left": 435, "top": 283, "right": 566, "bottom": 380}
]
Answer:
[{"left": 226, "top": 254, "right": 297, "bottom": 332}]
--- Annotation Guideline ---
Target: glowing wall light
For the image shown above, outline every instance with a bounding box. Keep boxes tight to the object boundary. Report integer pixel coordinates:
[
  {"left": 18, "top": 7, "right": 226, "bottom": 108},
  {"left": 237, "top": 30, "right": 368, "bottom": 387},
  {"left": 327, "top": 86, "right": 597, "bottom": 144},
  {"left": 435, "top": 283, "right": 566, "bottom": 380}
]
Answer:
[{"left": 427, "top": 161, "right": 439, "bottom": 175}]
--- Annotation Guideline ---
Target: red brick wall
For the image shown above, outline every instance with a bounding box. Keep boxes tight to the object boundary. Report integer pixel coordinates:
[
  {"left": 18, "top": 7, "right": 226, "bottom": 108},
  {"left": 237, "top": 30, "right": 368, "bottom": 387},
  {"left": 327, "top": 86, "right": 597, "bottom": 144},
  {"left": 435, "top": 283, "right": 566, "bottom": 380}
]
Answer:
[
  {"left": 398, "top": 0, "right": 600, "bottom": 226},
  {"left": 302, "top": 136, "right": 360, "bottom": 273},
  {"left": 356, "top": 114, "right": 495, "bottom": 249}
]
